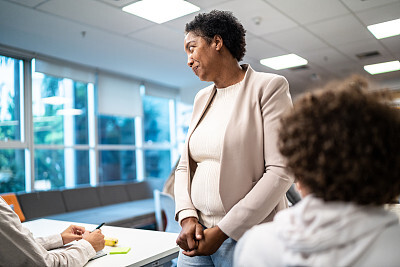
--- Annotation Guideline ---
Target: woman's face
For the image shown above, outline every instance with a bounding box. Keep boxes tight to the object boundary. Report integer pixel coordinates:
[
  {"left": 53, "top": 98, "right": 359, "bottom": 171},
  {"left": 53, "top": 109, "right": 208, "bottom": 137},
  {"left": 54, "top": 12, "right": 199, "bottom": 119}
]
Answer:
[{"left": 184, "top": 31, "right": 219, "bottom": 82}]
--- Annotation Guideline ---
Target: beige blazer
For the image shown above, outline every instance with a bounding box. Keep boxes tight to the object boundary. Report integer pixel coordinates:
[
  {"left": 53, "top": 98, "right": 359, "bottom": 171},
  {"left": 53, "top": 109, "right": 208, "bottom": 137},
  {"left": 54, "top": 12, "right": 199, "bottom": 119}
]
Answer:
[{"left": 174, "top": 65, "right": 294, "bottom": 240}]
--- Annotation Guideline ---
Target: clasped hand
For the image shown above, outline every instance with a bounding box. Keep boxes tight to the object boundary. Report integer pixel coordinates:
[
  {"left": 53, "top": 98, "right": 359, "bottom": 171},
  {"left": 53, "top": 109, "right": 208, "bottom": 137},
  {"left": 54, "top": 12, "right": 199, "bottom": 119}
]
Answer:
[{"left": 176, "top": 217, "right": 228, "bottom": 257}]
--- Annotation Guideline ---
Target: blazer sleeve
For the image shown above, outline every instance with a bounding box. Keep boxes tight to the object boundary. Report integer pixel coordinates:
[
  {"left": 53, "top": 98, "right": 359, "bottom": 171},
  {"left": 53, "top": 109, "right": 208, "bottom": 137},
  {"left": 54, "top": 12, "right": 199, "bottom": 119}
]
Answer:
[{"left": 218, "top": 75, "right": 294, "bottom": 240}]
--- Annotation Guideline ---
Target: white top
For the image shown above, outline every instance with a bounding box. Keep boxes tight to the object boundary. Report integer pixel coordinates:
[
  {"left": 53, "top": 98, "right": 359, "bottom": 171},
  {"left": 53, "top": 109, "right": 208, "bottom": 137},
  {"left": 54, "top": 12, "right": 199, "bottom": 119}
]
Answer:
[
  {"left": 182, "top": 81, "right": 241, "bottom": 228},
  {"left": 0, "top": 197, "right": 96, "bottom": 267},
  {"left": 234, "top": 195, "right": 400, "bottom": 267}
]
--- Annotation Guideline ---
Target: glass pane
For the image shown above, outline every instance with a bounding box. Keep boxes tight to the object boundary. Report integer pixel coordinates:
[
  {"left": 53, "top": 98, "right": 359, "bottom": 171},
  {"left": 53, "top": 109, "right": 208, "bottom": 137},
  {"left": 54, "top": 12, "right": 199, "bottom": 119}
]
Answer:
[
  {"left": 0, "top": 55, "right": 22, "bottom": 141},
  {"left": 34, "top": 149, "right": 89, "bottom": 189},
  {"left": 176, "top": 101, "right": 193, "bottom": 146},
  {"left": 74, "top": 82, "right": 89, "bottom": 144},
  {"left": 0, "top": 149, "right": 25, "bottom": 193},
  {"left": 99, "top": 150, "right": 136, "bottom": 183},
  {"left": 34, "top": 149, "right": 64, "bottom": 190},
  {"left": 145, "top": 150, "right": 171, "bottom": 179},
  {"left": 143, "top": 95, "right": 170, "bottom": 143},
  {"left": 75, "top": 150, "right": 90, "bottom": 186},
  {"left": 32, "top": 72, "right": 89, "bottom": 145},
  {"left": 98, "top": 115, "right": 135, "bottom": 145}
]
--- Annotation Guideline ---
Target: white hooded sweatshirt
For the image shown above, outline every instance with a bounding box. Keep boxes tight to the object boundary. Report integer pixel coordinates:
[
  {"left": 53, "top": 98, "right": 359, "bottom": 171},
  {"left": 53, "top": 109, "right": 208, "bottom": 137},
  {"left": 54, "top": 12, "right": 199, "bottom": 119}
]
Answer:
[{"left": 234, "top": 195, "right": 400, "bottom": 267}]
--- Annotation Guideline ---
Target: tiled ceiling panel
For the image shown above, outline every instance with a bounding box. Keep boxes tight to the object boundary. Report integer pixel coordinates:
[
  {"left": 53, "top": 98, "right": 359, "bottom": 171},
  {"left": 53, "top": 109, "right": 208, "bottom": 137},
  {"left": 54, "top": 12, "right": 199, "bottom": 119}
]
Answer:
[
  {"left": 163, "top": 9, "right": 204, "bottom": 32},
  {"left": 355, "top": 1, "right": 400, "bottom": 25},
  {"left": 187, "top": 0, "right": 232, "bottom": 9},
  {"left": 380, "top": 37, "right": 400, "bottom": 58},
  {"left": 6, "top": 0, "right": 47, "bottom": 7},
  {"left": 129, "top": 25, "right": 185, "bottom": 52},
  {"left": 213, "top": 0, "right": 297, "bottom": 36},
  {"left": 336, "top": 39, "right": 391, "bottom": 62},
  {"left": 245, "top": 37, "right": 286, "bottom": 60},
  {"left": 263, "top": 26, "right": 328, "bottom": 54},
  {"left": 265, "top": 0, "right": 349, "bottom": 25},
  {"left": 301, "top": 47, "right": 354, "bottom": 68},
  {"left": 341, "top": 0, "right": 399, "bottom": 12},
  {"left": 96, "top": 0, "right": 137, "bottom": 8},
  {"left": 38, "top": 0, "right": 153, "bottom": 35},
  {"left": 306, "top": 14, "right": 373, "bottom": 46}
]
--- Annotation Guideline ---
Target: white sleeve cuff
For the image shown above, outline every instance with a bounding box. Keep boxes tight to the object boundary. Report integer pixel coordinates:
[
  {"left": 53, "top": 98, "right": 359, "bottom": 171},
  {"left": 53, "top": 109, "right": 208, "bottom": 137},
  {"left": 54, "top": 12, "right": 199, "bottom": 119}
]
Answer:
[{"left": 178, "top": 209, "right": 198, "bottom": 226}]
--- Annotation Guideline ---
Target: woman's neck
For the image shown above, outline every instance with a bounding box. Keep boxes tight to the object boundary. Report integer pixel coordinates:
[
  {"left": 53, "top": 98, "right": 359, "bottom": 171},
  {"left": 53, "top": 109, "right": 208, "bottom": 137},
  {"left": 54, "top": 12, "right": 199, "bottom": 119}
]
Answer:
[{"left": 214, "top": 62, "right": 246, "bottom": 89}]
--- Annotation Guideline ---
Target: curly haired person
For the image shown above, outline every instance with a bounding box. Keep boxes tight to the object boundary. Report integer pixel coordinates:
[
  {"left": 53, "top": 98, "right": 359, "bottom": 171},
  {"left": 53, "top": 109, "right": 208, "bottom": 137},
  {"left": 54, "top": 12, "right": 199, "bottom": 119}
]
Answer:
[{"left": 234, "top": 76, "right": 400, "bottom": 266}]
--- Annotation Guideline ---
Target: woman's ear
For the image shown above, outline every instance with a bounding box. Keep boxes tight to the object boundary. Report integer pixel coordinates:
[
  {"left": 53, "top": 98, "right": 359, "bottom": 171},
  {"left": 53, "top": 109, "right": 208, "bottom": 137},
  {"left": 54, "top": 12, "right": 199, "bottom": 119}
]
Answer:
[{"left": 213, "top": 35, "right": 223, "bottom": 51}]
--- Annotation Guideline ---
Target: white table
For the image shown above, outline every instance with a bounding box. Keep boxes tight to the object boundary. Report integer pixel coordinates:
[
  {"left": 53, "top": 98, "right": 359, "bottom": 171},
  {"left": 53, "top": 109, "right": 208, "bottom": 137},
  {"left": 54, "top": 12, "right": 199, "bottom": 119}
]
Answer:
[{"left": 23, "top": 219, "right": 179, "bottom": 267}]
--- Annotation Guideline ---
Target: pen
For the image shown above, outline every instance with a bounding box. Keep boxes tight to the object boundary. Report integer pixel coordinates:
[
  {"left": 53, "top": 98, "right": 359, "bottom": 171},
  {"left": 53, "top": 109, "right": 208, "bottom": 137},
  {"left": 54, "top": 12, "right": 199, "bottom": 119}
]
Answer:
[{"left": 92, "top": 222, "right": 105, "bottom": 232}]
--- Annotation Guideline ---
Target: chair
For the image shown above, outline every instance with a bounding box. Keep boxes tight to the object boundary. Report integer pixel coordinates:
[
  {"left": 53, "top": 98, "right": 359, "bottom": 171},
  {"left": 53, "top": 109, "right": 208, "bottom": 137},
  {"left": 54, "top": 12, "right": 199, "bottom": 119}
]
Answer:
[
  {"left": 1, "top": 193, "right": 26, "bottom": 222},
  {"left": 286, "top": 184, "right": 302, "bottom": 206},
  {"left": 153, "top": 189, "right": 181, "bottom": 233}
]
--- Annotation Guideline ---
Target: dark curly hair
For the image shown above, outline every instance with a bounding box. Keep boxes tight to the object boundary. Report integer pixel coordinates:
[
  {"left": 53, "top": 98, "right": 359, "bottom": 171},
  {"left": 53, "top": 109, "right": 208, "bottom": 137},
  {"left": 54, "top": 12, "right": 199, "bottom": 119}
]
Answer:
[
  {"left": 279, "top": 76, "right": 400, "bottom": 205},
  {"left": 185, "top": 10, "right": 246, "bottom": 61}
]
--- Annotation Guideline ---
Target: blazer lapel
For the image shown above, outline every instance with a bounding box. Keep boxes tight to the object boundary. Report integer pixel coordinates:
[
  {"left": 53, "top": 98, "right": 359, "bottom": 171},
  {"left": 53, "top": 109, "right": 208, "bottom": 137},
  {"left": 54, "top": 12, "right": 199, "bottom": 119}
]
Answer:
[{"left": 187, "top": 85, "right": 217, "bottom": 139}]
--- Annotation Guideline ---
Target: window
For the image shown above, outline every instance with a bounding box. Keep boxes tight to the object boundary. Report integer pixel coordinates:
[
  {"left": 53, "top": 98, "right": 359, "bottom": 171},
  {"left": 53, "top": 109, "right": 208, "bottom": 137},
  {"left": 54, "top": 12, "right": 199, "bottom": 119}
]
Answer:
[
  {"left": 144, "top": 149, "right": 170, "bottom": 179},
  {"left": 0, "top": 149, "right": 25, "bottom": 193},
  {"left": 32, "top": 73, "right": 89, "bottom": 145},
  {"left": 99, "top": 150, "right": 136, "bottom": 183},
  {"left": 143, "top": 95, "right": 170, "bottom": 143},
  {"left": 176, "top": 101, "right": 193, "bottom": 152},
  {"left": 0, "top": 55, "right": 26, "bottom": 193},
  {"left": 142, "top": 94, "right": 174, "bottom": 179},
  {"left": 0, "top": 49, "right": 185, "bottom": 194},
  {"left": 0, "top": 55, "right": 23, "bottom": 142},
  {"left": 32, "top": 70, "right": 92, "bottom": 189},
  {"left": 98, "top": 115, "right": 135, "bottom": 145},
  {"left": 98, "top": 115, "right": 137, "bottom": 183}
]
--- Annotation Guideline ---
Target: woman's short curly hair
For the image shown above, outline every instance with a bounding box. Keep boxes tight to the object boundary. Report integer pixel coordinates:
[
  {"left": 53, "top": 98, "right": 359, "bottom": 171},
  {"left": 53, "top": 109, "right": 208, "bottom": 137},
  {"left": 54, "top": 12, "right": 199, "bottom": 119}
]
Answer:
[
  {"left": 185, "top": 10, "right": 246, "bottom": 62},
  {"left": 279, "top": 76, "right": 400, "bottom": 205}
]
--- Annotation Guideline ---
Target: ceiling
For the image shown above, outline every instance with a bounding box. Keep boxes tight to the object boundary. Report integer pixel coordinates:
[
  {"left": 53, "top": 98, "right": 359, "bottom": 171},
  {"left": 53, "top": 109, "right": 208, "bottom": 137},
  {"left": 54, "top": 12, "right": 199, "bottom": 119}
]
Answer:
[{"left": 0, "top": 0, "right": 399, "bottom": 101}]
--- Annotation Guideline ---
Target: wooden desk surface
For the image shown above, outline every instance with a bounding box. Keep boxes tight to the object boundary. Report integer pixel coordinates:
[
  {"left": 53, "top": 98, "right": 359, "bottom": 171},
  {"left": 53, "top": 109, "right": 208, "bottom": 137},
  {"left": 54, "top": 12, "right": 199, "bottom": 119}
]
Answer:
[{"left": 23, "top": 219, "right": 179, "bottom": 267}]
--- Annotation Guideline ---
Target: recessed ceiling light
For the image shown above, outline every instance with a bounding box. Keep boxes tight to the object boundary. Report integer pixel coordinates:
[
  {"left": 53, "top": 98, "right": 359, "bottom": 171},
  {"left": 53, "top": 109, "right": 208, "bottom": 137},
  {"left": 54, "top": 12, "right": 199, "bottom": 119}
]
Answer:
[
  {"left": 260, "top": 54, "right": 308, "bottom": 70},
  {"left": 364, "top": 60, "right": 400, "bottom": 75},
  {"left": 367, "top": 18, "right": 400, "bottom": 39},
  {"left": 122, "top": 0, "right": 200, "bottom": 24}
]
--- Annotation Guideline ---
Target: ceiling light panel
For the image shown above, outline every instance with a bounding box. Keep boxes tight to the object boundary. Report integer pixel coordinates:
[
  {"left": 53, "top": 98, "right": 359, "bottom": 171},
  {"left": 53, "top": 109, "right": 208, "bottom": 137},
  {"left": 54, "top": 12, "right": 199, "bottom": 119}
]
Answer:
[
  {"left": 122, "top": 0, "right": 200, "bottom": 24},
  {"left": 260, "top": 54, "right": 308, "bottom": 70},
  {"left": 364, "top": 60, "right": 400, "bottom": 75},
  {"left": 367, "top": 18, "right": 400, "bottom": 39}
]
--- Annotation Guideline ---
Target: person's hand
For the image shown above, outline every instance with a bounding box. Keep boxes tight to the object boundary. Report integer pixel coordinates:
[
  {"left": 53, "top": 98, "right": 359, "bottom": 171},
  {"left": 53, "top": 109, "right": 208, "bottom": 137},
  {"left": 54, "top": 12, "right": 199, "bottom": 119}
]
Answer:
[
  {"left": 61, "top": 225, "right": 85, "bottom": 244},
  {"left": 182, "top": 226, "right": 228, "bottom": 257},
  {"left": 83, "top": 230, "right": 105, "bottom": 252},
  {"left": 176, "top": 217, "right": 204, "bottom": 252}
]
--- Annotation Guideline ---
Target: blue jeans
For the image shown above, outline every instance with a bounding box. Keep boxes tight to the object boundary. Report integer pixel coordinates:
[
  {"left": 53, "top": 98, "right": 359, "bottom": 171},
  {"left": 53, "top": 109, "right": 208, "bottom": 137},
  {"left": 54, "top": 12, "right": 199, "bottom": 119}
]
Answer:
[{"left": 177, "top": 238, "right": 236, "bottom": 267}]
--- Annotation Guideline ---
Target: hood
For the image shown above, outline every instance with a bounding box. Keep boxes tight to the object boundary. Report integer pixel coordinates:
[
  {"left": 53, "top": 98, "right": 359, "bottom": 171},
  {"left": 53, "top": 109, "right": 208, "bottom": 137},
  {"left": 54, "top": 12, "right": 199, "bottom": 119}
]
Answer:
[{"left": 274, "top": 195, "right": 398, "bottom": 266}]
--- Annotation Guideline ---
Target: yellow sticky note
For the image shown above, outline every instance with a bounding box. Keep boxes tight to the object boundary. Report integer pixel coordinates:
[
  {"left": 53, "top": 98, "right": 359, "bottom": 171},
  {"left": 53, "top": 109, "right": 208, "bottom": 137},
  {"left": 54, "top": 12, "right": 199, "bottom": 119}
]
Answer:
[{"left": 109, "top": 247, "right": 131, "bottom": 254}]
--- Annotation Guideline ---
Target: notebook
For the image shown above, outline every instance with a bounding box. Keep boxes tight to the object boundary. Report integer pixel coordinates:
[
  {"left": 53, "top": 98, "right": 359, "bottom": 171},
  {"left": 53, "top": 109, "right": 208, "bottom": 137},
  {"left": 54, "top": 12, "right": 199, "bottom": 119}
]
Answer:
[{"left": 89, "top": 250, "right": 107, "bottom": 261}]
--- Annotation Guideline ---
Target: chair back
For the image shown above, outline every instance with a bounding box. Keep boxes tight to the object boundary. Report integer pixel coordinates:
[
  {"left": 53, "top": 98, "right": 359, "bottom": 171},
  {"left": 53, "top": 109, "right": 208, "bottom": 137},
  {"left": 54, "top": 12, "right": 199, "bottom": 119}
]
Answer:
[
  {"left": 286, "top": 184, "right": 302, "bottom": 206},
  {"left": 1, "top": 193, "right": 26, "bottom": 222},
  {"left": 154, "top": 189, "right": 181, "bottom": 233}
]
